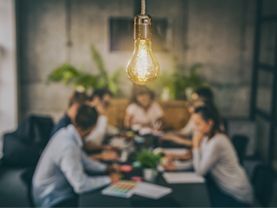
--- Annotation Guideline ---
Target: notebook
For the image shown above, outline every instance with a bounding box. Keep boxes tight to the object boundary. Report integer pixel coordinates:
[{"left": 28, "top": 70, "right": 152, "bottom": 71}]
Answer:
[
  {"left": 134, "top": 182, "right": 172, "bottom": 199},
  {"left": 163, "top": 172, "right": 205, "bottom": 184}
]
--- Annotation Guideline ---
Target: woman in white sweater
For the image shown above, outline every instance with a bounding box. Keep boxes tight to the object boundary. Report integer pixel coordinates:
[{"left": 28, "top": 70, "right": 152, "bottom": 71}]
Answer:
[{"left": 192, "top": 106, "right": 253, "bottom": 207}]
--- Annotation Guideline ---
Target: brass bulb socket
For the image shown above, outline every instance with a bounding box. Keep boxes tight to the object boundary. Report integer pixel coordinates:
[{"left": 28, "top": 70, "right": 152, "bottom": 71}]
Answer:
[{"left": 134, "top": 15, "right": 152, "bottom": 40}]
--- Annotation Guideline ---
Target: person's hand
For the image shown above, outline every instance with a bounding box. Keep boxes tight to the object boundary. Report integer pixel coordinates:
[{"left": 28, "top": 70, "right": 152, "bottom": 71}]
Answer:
[
  {"left": 106, "top": 164, "right": 120, "bottom": 174},
  {"left": 95, "top": 102, "right": 106, "bottom": 115},
  {"left": 164, "top": 151, "right": 192, "bottom": 161},
  {"left": 192, "top": 132, "right": 205, "bottom": 149},
  {"left": 161, "top": 133, "right": 175, "bottom": 141},
  {"left": 163, "top": 161, "right": 176, "bottom": 171},
  {"left": 103, "top": 145, "right": 116, "bottom": 151},
  {"left": 152, "top": 120, "right": 162, "bottom": 131},
  {"left": 109, "top": 173, "right": 121, "bottom": 184},
  {"left": 164, "top": 153, "right": 178, "bottom": 161},
  {"left": 178, "top": 151, "right": 192, "bottom": 160},
  {"left": 100, "top": 151, "right": 119, "bottom": 161}
]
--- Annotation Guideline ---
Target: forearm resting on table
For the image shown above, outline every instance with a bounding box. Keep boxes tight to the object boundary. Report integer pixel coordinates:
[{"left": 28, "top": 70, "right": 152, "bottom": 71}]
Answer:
[
  {"left": 84, "top": 141, "right": 106, "bottom": 152},
  {"left": 166, "top": 151, "right": 192, "bottom": 161},
  {"left": 163, "top": 133, "right": 192, "bottom": 146},
  {"left": 90, "top": 151, "right": 119, "bottom": 161}
]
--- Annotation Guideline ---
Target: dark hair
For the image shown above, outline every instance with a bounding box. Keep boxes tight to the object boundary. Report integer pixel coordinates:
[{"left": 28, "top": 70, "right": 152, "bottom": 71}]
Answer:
[
  {"left": 68, "top": 91, "right": 89, "bottom": 107},
  {"left": 130, "top": 85, "right": 155, "bottom": 105},
  {"left": 194, "top": 87, "right": 214, "bottom": 102},
  {"left": 75, "top": 104, "right": 98, "bottom": 131},
  {"left": 194, "top": 105, "right": 222, "bottom": 139},
  {"left": 90, "top": 88, "right": 113, "bottom": 101}
]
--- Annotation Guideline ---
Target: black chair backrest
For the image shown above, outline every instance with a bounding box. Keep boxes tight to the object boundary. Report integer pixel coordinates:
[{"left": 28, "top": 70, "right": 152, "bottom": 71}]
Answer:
[
  {"left": 231, "top": 134, "right": 249, "bottom": 165},
  {"left": 2, "top": 115, "right": 54, "bottom": 167},
  {"left": 252, "top": 164, "right": 275, "bottom": 207}
]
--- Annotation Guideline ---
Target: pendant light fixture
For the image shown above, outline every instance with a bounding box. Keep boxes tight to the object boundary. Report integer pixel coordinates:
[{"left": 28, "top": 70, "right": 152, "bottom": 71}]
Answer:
[{"left": 126, "top": 0, "right": 160, "bottom": 85}]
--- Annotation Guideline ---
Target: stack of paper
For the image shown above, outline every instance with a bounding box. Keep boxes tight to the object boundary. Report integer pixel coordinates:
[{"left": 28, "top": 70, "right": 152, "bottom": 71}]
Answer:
[
  {"left": 163, "top": 172, "right": 205, "bottom": 184},
  {"left": 134, "top": 182, "right": 172, "bottom": 199}
]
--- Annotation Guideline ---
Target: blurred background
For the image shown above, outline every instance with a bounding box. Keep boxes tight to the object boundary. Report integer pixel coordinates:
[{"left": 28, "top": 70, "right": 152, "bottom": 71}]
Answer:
[{"left": 0, "top": 0, "right": 276, "bottom": 196}]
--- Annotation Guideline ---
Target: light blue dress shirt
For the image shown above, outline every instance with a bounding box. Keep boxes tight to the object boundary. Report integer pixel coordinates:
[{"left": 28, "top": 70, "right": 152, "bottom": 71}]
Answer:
[{"left": 32, "top": 125, "right": 111, "bottom": 207}]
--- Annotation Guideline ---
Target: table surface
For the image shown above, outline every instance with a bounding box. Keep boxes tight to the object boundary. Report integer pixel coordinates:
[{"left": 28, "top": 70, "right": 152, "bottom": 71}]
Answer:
[
  {"left": 79, "top": 174, "right": 210, "bottom": 207},
  {"left": 80, "top": 134, "right": 210, "bottom": 207}
]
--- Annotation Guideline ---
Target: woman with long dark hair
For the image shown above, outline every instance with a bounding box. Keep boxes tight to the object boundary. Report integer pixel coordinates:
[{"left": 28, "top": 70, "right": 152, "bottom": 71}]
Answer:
[{"left": 192, "top": 106, "right": 253, "bottom": 207}]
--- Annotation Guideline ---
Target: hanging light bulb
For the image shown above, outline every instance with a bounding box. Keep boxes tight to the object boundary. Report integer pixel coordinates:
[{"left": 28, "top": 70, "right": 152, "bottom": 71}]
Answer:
[{"left": 126, "top": 0, "right": 160, "bottom": 85}]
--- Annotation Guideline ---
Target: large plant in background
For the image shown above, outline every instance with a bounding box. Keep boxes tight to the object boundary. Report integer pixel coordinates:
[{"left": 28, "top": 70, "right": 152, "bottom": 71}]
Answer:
[
  {"left": 47, "top": 45, "right": 123, "bottom": 95},
  {"left": 148, "top": 61, "right": 210, "bottom": 100},
  {"left": 173, "top": 63, "right": 209, "bottom": 99}
]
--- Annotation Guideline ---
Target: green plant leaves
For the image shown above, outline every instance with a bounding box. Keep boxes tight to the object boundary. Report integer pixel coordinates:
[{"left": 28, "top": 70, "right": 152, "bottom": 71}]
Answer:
[
  {"left": 47, "top": 45, "right": 123, "bottom": 95},
  {"left": 136, "top": 149, "right": 162, "bottom": 169},
  {"left": 147, "top": 63, "right": 208, "bottom": 100},
  {"left": 47, "top": 64, "right": 80, "bottom": 85}
]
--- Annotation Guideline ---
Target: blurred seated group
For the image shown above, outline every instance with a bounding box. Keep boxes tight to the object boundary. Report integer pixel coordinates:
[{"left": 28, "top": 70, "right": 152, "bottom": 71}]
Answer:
[{"left": 4, "top": 85, "right": 256, "bottom": 207}]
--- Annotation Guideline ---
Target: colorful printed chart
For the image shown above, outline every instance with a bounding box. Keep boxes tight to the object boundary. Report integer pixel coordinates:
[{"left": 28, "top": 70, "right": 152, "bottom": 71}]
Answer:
[{"left": 102, "top": 181, "right": 137, "bottom": 198}]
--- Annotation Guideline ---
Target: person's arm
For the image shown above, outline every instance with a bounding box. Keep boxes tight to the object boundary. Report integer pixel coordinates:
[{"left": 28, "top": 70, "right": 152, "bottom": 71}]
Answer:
[
  {"left": 171, "top": 135, "right": 192, "bottom": 146},
  {"left": 90, "top": 151, "right": 119, "bottom": 162},
  {"left": 84, "top": 141, "right": 105, "bottom": 152},
  {"left": 152, "top": 103, "right": 164, "bottom": 129},
  {"left": 81, "top": 152, "right": 107, "bottom": 173},
  {"left": 85, "top": 116, "right": 108, "bottom": 145},
  {"left": 162, "top": 133, "right": 192, "bottom": 146},
  {"left": 179, "top": 117, "right": 194, "bottom": 136},
  {"left": 192, "top": 135, "right": 221, "bottom": 176},
  {"left": 59, "top": 146, "right": 111, "bottom": 194},
  {"left": 124, "top": 113, "right": 133, "bottom": 129}
]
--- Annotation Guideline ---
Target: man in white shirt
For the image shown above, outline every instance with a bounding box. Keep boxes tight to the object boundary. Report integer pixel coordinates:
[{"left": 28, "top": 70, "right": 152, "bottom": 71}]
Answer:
[
  {"left": 84, "top": 89, "right": 119, "bottom": 162},
  {"left": 32, "top": 105, "right": 120, "bottom": 207}
]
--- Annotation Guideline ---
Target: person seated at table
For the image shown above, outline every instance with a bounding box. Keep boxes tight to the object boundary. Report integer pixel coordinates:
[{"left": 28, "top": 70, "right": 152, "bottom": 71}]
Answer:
[
  {"left": 191, "top": 105, "right": 253, "bottom": 207},
  {"left": 32, "top": 104, "right": 120, "bottom": 207},
  {"left": 51, "top": 89, "right": 118, "bottom": 161},
  {"left": 50, "top": 90, "right": 89, "bottom": 137},
  {"left": 161, "top": 87, "right": 217, "bottom": 147},
  {"left": 84, "top": 88, "right": 116, "bottom": 152},
  {"left": 124, "top": 86, "right": 164, "bottom": 132}
]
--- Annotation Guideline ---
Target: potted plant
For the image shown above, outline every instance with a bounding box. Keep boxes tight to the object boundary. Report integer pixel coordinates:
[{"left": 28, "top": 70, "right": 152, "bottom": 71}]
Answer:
[{"left": 136, "top": 149, "right": 162, "bottom": 182}]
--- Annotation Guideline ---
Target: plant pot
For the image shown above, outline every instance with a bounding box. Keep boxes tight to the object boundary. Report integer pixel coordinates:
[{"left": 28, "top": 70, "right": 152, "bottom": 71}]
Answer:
[{"left": 143, "top": 168, "right": 158, "bottom": 182}]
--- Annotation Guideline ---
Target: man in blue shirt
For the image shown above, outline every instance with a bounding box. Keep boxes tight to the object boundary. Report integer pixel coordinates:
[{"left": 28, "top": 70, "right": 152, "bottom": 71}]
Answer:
[{"left": 32, "top": 105, "right": 119, "bottom": 207}]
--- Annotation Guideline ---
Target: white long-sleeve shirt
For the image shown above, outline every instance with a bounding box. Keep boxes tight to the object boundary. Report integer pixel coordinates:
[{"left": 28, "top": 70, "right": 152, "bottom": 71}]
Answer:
[
  {"left": 179, "top": 117, "right": 195, "bottom": 136},
  {"left": 193, "top": 133, "right": 253, "bottom": 204},
  {"left": 32, "top": 125, "right": 111, "bottom": 207},
  {"left": 85, "top": 115, "right": 108, "bottom": 145}
]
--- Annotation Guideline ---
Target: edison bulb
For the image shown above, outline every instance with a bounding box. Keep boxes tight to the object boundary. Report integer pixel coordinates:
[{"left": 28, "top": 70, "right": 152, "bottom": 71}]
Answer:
[{"left": 127, "top": 39, "right": 159, "bottom": 85}]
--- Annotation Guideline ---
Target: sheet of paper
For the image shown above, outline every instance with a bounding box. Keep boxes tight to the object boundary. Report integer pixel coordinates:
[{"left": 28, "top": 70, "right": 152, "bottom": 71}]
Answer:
[
  {"left": 110, "top": 137, "right": 128, "bottom": 149},
  {"left": 163, "top": 172, "right": 205, "bottom": 184},
  {"left": 173, "top": 160, "right": 193, "bottom": 170},
  {"left": 134, "top": 182, "right": 172, "bottom": 199},
  {"left": 162, "top": 148, "right": 189, "bottom": 155}
]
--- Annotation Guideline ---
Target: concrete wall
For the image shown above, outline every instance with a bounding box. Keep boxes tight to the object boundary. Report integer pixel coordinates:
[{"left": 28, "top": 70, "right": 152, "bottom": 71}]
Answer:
[
  {"left": 17, "top": 0, "right": 256, "bottom": 120},
  {"left": 186, "top": 0, "right": 255, "bottom": 118},
  {"left": 0, "top": 0, "right": 18, "bottom": 134}
]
